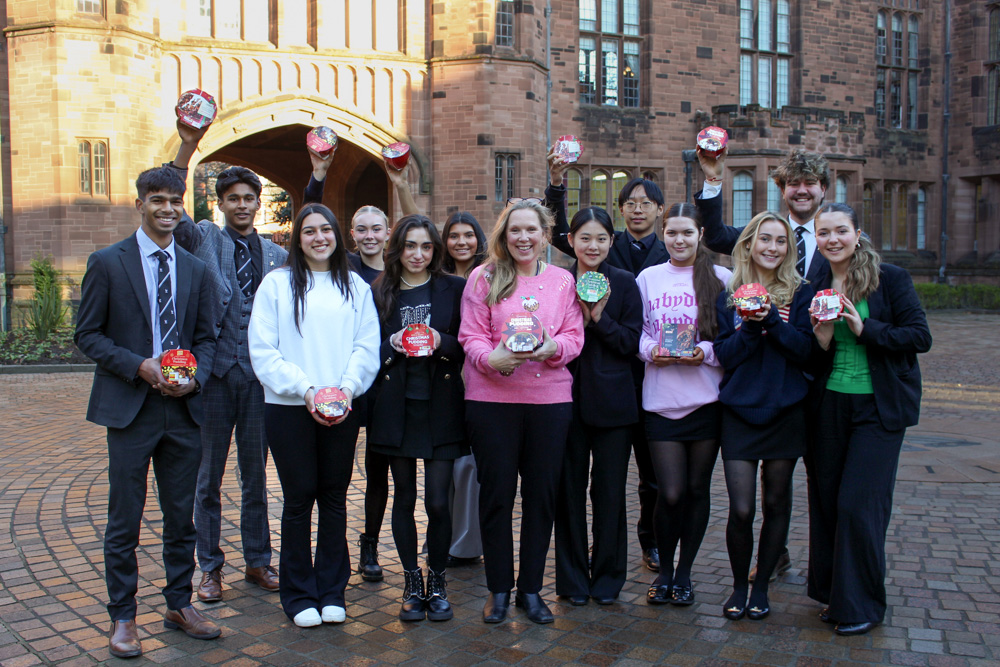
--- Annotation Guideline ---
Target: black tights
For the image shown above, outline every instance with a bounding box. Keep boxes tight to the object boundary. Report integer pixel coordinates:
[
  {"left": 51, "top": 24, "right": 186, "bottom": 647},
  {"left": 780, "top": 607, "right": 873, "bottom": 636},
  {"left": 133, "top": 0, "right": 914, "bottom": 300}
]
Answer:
[
  {"left": 649, "top": 439, "right": 719, "bottom": 587},
  {"left": 724, "top": 458, "right": 796, "bottom": 609},
  {"left": 388, "top": 457, "right": 455, "bottom": 572}
]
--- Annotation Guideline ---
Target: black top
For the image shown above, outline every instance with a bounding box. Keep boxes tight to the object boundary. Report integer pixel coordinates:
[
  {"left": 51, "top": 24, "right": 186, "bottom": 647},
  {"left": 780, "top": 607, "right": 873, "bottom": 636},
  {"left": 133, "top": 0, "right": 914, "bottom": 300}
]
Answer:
[
  {"left": 224, "top": 226, "right": 262, "bottom": 294},
  {"left": 303, "top": 174, "right": 324, "bottom": 205},
  {"left": 398, "top": 282, "right": 433, "bottom": 400},
  {"left": 348, "top": 252, "right": 383, "bottom": 285}
]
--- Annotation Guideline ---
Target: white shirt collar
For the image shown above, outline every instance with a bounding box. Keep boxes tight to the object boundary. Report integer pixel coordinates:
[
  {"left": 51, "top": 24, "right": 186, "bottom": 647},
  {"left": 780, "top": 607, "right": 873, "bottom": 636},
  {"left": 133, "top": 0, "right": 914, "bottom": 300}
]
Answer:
[{"left": 136, "top": 226, "right": 176, "bottom": 259}]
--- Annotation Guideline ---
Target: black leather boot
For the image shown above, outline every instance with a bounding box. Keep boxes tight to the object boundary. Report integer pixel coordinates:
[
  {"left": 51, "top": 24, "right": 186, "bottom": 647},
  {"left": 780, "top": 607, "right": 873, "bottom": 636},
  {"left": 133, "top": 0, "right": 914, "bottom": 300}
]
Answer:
[
  {"left": 399, "top": 569, "right": 425, "bottom": 621},
  {"left": 425, "top": 569, "right": 453, "bottom": 621},
  {"left": 357, "top": 534, "right": 383, "bottom": 582}
]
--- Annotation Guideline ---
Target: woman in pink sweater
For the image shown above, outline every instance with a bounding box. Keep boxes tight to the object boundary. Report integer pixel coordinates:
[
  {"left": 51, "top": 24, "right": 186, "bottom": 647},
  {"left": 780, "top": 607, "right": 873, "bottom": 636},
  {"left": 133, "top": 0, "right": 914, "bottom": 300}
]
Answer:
[
  {"left": 636, "top": 202, "right": 730, "bottom": 607},
  {"left": 459, "top": 198, "right": 584, "bottom": 625}
]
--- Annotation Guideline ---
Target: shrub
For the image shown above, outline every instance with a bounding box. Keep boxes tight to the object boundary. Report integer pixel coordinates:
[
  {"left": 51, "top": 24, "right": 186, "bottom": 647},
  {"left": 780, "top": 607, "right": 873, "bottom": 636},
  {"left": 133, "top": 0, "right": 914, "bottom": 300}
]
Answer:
[
  {"left": 23, "top": 255, "right": 68, "bottom": 341},
  {"left": 914, "top": 283, "right": 1000, "bottom": 310}
]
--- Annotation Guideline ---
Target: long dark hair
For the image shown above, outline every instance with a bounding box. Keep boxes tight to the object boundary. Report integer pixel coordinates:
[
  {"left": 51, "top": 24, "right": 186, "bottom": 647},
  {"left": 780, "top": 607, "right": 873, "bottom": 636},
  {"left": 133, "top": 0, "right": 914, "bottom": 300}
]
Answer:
[
  {"left": 373, "top": 215, "right": 444, "bottom": 326},
  {"left": 441, "top": 212, "right": 487, "bottom": 276},
  {"left": 287, "top": 203, "right": 352, "bottom": 334},
  {"left": 569, "top": 206, "right": 615, "bottom": 236},
  {"left": 665, "top": 202, "right": 723, "bottom": 342}
]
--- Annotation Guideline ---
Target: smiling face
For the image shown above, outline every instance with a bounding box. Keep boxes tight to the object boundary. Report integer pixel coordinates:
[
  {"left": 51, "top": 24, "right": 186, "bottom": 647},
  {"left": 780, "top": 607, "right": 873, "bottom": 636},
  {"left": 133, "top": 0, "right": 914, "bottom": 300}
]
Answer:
[
  {"left": 782, "top": 176, "right": 827, "bottom": 224},
  {"left": 663, "top": 216, "right": 703, "bottom": 267},
  {"left": 351, "top": 212, "right": 389, "bottom": 259},
  {"left": 568, "top": 220, "right": 612, "bottom": 271},
  {"left": 620, "top": 185, "right": 665, "bottom": 238},
  {"left": 446, "top": 222, "right": 478, "bottom": 265},
  {"left": 136, "top": 190, "right": 185, "bottom": 246},
  {"left": 815, "top": 211, "right": 861, "bottom": 267},
  {"left": 505, "top": 208, "right": 546, "bottom": 268},
  {"left": 300, "top": 212, "right": 338, "bottom": 271},
  {"left": 401, "top": 226, "right": 434, "bottom": 278},
  {"left": 217, "top": 183, "right": 261, "bottom": 234},
  {"left": 750, "top": 220, "right": 790, "bottom": 279}
]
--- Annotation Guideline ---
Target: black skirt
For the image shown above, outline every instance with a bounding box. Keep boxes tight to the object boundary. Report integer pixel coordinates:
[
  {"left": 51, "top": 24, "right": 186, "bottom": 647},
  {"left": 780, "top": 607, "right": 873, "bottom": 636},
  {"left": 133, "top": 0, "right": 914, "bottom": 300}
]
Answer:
[
  {"left": 720, "top": 404, "right": 806, "bottom": 461},
  {"left": 644, "top": 402, "right": 722, "bottom": 442},
  {"left": 369, "top": 399, "right": 468, "bottom": 460}
]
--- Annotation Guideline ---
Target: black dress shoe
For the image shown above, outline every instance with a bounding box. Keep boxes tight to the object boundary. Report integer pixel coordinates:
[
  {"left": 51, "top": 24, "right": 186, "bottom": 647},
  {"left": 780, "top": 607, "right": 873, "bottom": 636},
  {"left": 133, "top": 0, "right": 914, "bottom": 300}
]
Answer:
[
  {"left": 835, "top": 621, "right": 877, "bottom": 636},
  {"left": 642, "top": 548, "right": 660, "bottom": 572},
  {"left": 670, "top": 584, "right": 695, "bottom": 606},
  {"left": 819, "top": 608, "right": 836, "bottom": 624},
  {"left": 515, "top": 591, "right": 554, "bottom": 624},
  {"left": 447, "top": 554, "right": 482, "bottom": 567},
  {"left": 483, "top": 591, "right": 510, "bottom": 623},
  {"left": 592, "top": 596, "right": 615, "bottom": 605},
  {"left": 747, "top": 604, "right": 770, "bottom": 620},
  {"left": 723, "top": 598, "right": 747, "bottom": 621},
  {"left": 646, "top": 584, "right": 671, "bottom": 605},
  {"left": 562, "top": 595, "right": 588, "bottom": 606}
]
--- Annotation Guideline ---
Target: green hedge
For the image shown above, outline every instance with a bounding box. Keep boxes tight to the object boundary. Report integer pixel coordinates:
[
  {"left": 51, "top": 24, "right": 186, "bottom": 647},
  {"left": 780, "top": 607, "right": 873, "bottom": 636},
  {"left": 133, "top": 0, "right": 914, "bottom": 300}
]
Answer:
[{"left": 914, "top": 283, "right": 1000, "bottom": 310}]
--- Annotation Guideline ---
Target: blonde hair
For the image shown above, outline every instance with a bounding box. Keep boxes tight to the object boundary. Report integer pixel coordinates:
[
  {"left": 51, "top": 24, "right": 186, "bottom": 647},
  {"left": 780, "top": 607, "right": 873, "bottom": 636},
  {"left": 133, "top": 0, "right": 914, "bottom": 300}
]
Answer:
[
  {"left": 815, "top": 202, "right": 881, "bottom": 302},
  {"left": 727, "top": 211, "right": 803, "bottom": 307},
  {"left": 479, "top": 199, "right": 554, "bottom": 306},
  {"left": 351, "top": 205, "right": 388, "bottom": 228}
]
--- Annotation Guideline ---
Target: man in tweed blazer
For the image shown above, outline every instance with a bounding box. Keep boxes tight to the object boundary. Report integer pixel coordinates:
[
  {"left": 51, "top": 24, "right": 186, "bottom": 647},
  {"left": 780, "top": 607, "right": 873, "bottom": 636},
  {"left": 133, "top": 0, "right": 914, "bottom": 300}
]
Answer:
[{"left": 168, "top": 122, "right": 288, "bottom": 601}]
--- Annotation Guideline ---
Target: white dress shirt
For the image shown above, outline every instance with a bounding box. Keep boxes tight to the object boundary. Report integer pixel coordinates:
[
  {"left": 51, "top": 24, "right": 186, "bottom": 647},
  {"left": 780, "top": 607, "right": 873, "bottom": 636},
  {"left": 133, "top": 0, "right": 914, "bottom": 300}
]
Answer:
[{"left": 135, "top": 227, "right": 177, "bottom": 357}]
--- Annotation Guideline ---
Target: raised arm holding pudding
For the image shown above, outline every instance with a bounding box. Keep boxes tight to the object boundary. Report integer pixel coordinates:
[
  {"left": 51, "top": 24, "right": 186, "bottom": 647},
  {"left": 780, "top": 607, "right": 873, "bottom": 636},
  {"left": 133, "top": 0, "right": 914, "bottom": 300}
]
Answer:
[{"left": 458, "top": 199, "right": 584, "bottom": 625}]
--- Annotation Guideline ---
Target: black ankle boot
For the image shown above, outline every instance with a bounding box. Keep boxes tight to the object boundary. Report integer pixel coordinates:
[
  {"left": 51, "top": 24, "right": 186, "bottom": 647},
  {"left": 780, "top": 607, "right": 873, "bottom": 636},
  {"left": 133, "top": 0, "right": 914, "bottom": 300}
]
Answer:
[
  {"left": 357, "top": 534, "right": 383, "bottom": 582},
  {"left": 425, "top": 569, "right": 453, "bottom": 621},
  {"left": 399, "top": 569, "right": 425, "bottom": 621}
]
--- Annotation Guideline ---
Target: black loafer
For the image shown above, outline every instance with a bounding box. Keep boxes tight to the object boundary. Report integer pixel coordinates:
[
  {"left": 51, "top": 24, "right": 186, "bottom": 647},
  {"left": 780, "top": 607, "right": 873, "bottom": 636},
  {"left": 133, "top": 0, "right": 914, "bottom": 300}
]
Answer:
[
  {"left": 835, "top": 621, "right": 877, "bottom": 636},
  {"left": 723, "top": 592, "right": 747, "bottom": 620},
  {"left": 646, "top": 584, "right": 671, "bottom": 605},
  {"left": 483, "top": 591, "right": 510, "bottom": 623},
  {"left": 670, "top": 584, "right": 695, "bottom": 606},
  {"left": 642, "top": 548, "right": 660, "bottom": 573},
  {"left": 747, "top": 604, "right": 770, "bottom": 620},
  {"left": 592, "top": 596, "right": 615, "bottom": 605},
  {"left": 514, "top": 591, "right": 554, "bottom": 624},
  {"left": 562, "top": 595, "right": 588, "bottom": 606},
  {"left": 819, "top": 608, "right": 836, "bottom": 624}
]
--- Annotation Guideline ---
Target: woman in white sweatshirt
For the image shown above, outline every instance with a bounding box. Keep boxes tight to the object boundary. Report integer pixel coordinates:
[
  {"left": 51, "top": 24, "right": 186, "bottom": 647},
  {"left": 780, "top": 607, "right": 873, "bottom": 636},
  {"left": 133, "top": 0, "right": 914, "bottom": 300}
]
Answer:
[{"left": 249, "top": 203, "right": 380, "bottom": 627}]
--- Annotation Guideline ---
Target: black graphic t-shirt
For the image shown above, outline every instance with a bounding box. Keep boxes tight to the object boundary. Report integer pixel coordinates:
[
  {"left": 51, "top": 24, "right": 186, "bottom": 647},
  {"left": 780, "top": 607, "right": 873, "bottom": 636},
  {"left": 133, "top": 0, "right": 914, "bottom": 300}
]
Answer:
[{"left": 398, "top": 282, "right": 432, "bottom": 400}]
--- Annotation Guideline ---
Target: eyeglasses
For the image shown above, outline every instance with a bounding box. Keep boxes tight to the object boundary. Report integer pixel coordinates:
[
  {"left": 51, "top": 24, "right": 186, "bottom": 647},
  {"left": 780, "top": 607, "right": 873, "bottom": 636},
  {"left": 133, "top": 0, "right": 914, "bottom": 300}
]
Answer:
[
  {"left": 622, "top": 200, "right": 657, "bottom": 212},
  {"left": 506, "top": 197, "right": 544, "bottom": 206}
]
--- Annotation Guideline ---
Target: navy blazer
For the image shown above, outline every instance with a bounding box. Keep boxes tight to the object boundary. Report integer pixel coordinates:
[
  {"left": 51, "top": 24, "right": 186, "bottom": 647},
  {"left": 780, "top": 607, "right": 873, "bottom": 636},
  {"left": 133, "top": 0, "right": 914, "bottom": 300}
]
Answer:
[
  {"left": 810, "top": 264, "right": 932, "bottom": 431},
  {"left": 75, "top": 234, "right": 217, "bottom": 429},
  {"left": 696, "top": 190, "right": 830, "bottom": 283},
  {"left": 367, "top": 274, "right": 467, "bottom": 448},
  {"left": 568, "top": 261, "right": 643, "bottom": 428}
]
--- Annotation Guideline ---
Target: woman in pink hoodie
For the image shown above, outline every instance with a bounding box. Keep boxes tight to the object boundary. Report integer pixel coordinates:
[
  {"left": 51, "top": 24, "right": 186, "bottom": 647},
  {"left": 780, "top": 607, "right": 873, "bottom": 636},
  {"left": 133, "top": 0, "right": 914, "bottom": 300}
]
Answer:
[{"left": 636, "top": 202, "right": 730, "bottom": 607}]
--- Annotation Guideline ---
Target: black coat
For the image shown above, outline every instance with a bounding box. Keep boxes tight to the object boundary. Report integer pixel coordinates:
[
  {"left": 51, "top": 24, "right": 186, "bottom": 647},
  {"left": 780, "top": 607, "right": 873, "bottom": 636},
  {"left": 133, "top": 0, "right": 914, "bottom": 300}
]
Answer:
[
  {"left": 568, "top": 261, "right": 643, "bottom": 428},
  {"left": 367, "top": 274, "right": 466, "bottom": 448},
  {"left": 810, "top": 264, "right": 932, "bottom": 431}
]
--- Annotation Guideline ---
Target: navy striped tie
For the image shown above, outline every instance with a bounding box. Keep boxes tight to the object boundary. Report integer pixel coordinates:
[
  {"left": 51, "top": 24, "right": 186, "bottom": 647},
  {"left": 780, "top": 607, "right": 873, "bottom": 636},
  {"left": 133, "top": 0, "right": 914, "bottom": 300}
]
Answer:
[
  {"left": 236, "top": 237, "right": 254, "bottom": 297},
  {"left": 153, "top": 250, "right": 178, "bottom": 351},
  {"left": 794, "top": 226, "right": 807, "bottom": 277}
]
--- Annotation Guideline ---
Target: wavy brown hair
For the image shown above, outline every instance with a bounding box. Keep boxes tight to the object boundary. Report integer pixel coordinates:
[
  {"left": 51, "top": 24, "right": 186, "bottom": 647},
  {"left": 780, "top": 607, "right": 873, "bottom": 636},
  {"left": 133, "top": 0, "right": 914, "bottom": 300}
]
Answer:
[
  {"left": 727, "top": 211, "right": 803, "bottom": 307},
  {"left": 815, "top": 202, "right": 881, "bottom": 302},
  {"left": 372, "top": 215, "right": 444, "bottom": 326},
  {"left": 478, "top": 199, "right": 554, "bottom": 307},
  {"left": 664, "top": 202, "right": 723, "bottom": 341}
]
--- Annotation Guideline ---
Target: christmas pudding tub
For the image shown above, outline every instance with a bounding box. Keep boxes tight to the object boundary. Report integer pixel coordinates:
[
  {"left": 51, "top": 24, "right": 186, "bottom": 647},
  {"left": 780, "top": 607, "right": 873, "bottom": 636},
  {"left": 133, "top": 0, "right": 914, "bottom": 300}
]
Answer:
[
  {"left": 176, "top": 90, "right": 217, "bottom": 130},
  {"left": 161, "top": 349, "right": 197, "bottom": 385}
]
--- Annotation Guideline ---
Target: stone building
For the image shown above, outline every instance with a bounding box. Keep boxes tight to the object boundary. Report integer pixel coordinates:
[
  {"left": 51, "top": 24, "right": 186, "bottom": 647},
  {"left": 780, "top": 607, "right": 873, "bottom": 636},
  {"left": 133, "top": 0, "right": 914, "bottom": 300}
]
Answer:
[{"left": 0, "top": 0, "right": 997, "bottom": 325}]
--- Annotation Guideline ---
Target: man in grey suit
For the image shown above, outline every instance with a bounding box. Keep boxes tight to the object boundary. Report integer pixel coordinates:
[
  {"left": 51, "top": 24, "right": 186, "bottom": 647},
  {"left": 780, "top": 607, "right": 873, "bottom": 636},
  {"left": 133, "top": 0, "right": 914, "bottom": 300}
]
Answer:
[
  {"left": 168, "top": 122, "right": 287, "bottom": 602},
  {"left": 75, "top": 167, "right": 221, "bottom": 658}
]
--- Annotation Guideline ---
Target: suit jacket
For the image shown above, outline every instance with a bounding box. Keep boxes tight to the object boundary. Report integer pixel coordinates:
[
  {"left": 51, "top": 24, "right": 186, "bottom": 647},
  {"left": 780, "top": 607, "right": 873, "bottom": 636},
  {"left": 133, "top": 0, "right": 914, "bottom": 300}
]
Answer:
[
  {"left": 810, "top": 263, "right": 932, "bottom": 431},
  {"left": 696, "top": 190, "right": 830, "bottom": 283},
  {"left": 75, "top": 233, "right": 217, "bottom": 429},
  {"left": 367, "top": 274, "right": 467, "bottom": 448},
  {"left": 173, "top": 214, "right": 287, "bottom": 378},
  {"left": 568, "top": 261, "right": 642, "bottom": 428}
]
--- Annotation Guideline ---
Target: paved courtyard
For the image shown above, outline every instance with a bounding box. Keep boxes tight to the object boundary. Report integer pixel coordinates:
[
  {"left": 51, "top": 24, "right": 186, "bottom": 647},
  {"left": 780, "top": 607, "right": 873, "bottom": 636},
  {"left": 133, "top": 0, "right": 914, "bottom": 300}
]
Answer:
[{"left": 0, "top": 312, "right": 998, "bottom": 666}]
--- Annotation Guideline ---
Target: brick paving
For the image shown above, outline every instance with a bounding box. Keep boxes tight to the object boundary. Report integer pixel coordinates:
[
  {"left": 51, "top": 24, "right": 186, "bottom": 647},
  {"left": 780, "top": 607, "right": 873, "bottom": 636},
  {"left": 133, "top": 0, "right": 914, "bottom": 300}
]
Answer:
[{"left": 0, "top": 311, "right": 998, "bottom": 666}]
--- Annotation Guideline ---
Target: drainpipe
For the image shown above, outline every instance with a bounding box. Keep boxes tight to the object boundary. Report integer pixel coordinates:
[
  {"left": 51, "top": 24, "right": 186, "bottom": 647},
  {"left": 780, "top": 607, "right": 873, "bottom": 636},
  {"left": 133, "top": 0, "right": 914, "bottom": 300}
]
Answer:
[
  {"left": 682, "top": 150, "right": 698, "bottom": 203},
  {"left": 545, "top": 0, "right": 553, "bottom": 263},
  {"left": 938, "top": 0, "right": 952, "bottom": 283},
  {"left": 0, "top": 214, "right": 7, "bottom": 332}
]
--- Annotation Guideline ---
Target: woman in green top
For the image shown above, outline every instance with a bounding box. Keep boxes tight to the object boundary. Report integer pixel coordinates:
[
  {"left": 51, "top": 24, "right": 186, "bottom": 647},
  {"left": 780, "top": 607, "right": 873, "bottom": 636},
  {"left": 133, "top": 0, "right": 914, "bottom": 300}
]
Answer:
[{"left": 806, "top": 203, "right": 931, "bottom": 637}]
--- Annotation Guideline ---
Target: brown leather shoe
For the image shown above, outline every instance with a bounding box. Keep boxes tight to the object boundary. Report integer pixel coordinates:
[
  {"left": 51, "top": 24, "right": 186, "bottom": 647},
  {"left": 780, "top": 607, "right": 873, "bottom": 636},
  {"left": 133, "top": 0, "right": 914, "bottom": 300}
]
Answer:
[
  {"left": 245, "top": 565, "right": 279, "bottom": 591},
  {"left": 197, "top": 568, "right": 223, "bottom": 602},
  {"left": 109, "top": 619, "right": 142, "bottom": 658},
  {"left": 163, "top": 606, "right": 222, "bottom": 639}
]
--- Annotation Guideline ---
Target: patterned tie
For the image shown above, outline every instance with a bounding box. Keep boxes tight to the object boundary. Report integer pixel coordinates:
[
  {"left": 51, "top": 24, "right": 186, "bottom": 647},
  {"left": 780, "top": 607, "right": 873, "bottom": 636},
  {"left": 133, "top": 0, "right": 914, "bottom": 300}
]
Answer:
[
  {"left": 236, "top": 237, "right": 254, "bottom": 297},
  {"left": 154, "top": 250, "right": 178, "bottom": 351},
  {"left": 794, "top": 226, "right": 807, "bottom": 277}
]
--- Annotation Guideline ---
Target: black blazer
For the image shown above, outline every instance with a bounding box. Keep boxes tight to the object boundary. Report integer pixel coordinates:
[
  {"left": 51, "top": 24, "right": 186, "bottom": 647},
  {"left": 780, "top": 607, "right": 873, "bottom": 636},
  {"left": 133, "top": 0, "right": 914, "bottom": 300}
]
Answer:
[
  {"left": 696, "top": 190, "right": 830, "bottom": 283},
  {"left": 810, "top": 264, "right": 932, "bottom": 431},
  {"left": 568, "top": 261, "right": 643, "bottom": 428},
  {"left": 367, "top": 274, "right": 466, "bottom": 448},
  {"left": 75, "top": 234, "right": 217, "bottom": 429}
]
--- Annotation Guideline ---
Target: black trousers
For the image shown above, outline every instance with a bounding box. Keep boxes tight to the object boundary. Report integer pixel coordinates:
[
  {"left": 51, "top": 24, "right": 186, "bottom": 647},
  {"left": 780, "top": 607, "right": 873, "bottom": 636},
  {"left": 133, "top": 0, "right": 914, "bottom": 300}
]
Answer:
[
  {"left": 265, "top": 404, "right": 359, "bottom": 619},
  {"left": 807, "top": 390, "right": 905, "bottom": 624},
  {"left": 554, "top": 414, "right": 631, "bottom": 599},
  {"left": 105, "top": 391, "right": 201, "bottom": 621},
  {"left": 467, "top": 401, "right": 572, "bottom": 594},
  {"left": 631, "top": 384, "right": 657, "bottom": 551}
]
